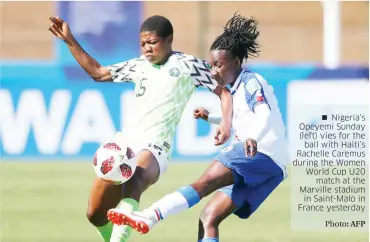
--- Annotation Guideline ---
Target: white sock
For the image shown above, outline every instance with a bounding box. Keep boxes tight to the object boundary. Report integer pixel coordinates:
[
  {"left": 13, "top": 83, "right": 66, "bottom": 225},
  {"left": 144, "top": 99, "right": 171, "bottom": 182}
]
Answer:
[{"left": 145, "top": 185, "right": 200, "bottom": 221}]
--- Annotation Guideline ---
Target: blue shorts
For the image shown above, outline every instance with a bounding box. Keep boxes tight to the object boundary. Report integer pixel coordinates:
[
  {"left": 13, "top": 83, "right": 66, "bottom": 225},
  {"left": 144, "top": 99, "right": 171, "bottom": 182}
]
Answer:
[{"left": 215, "top": 142, "right": 284, "bottom": 219}]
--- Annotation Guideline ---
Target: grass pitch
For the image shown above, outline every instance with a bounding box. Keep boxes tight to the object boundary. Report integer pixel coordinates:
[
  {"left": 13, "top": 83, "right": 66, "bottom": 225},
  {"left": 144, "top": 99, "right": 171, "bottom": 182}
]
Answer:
[{"left": 0, "top": 161, "right": 368, "bottom": 242}]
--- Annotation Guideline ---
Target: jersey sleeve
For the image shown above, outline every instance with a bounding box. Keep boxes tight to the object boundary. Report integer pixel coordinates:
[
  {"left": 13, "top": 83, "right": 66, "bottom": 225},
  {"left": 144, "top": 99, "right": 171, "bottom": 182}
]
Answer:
[
  {"left": 179, "top": 54, "right": 219, "bottom": 91},
  {"left": 244, "top": 75, "right": 270, "bottom": 112},
  {"left": 106, "top": 57, "right": 143, "bottom": 83}
]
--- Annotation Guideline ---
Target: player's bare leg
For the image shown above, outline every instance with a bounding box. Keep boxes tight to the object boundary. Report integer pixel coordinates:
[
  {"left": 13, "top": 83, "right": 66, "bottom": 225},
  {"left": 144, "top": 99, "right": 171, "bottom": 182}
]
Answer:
[
  {"left": 87, "top": 150, "right": 160, "bottom": 241},
  {"left": 107, "top": 160, "right": 234, "bottom": 234},
  {"left": 190, "top": 161, "right": 234, "bottom": 197},
  {"left": 110, "top": 150, "right": 160, "bottom": 241},
  {"left": 87, "top": 178, "right": 123, "bottom": 241},
  {"left": 121, "top": 150, "right": 160, "bottom": 200},
  {"left": 198, "top": 191, "right": 236, "bottom": 241}
]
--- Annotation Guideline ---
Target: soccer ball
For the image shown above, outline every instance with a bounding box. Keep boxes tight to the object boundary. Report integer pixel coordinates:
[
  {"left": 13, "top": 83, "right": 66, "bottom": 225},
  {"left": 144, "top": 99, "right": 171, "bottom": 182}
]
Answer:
[{"left": 93, "top": 142, "right": 137, "bottom": 185}]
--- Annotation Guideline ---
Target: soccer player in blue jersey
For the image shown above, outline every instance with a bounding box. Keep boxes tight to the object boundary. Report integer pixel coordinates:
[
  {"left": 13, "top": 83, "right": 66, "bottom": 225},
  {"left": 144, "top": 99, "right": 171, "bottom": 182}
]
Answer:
[{"left": 107, "top": 13, "right": 288, "bottom": 241}]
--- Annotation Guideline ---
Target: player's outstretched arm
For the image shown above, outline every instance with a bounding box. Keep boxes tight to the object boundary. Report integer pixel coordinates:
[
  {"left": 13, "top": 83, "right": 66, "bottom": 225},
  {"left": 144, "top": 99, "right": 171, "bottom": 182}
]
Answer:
[
  {"left": 179, "top": 54, "right": 232, "bottom": 144},
  {"left": 48, "top": 16, "right": 112, "bottom": 82}
]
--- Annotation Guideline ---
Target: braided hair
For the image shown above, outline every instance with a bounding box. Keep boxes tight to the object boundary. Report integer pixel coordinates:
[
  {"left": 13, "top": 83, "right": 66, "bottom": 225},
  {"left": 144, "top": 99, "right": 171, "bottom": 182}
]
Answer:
[{"left": 210, "top": 13, "right": 260, "bottom": 62}]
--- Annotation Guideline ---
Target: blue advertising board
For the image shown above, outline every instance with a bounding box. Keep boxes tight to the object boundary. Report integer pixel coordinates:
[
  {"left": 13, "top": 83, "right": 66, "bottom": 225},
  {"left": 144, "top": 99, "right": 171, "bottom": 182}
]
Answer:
[
  {"left": 0, "top": 2, "right": 368, "bottom": 161},
  {"left": 1, "top": 66, "right": 368, "bottom": 160}
]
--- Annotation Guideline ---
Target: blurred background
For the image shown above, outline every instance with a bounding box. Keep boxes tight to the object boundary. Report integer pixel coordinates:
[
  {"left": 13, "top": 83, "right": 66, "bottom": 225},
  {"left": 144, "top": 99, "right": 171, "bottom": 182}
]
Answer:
[{"left": 0, "top": 1, "right": 369, "bottom": 242}]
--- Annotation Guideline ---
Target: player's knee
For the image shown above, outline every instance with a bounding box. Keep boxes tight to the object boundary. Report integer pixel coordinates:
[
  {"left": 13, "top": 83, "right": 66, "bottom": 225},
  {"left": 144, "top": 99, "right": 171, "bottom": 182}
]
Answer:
[
  {"left": 192, "top": 176, "right": 217, "bottom": 198},
  {"left": 199, "top": 205, "right": 222, "bottom": 228},
  {"left": 86, "top": 208, "right": 95, "bottom": 224},
  {"left": 86, "top": 207, "right": 106, "bottom": 227}
]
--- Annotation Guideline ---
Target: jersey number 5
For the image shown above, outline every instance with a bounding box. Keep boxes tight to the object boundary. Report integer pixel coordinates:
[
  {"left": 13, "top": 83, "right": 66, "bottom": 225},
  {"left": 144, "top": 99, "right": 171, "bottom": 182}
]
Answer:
[{"left": 136, "top": 78, "right": 147, "bottom": 97}]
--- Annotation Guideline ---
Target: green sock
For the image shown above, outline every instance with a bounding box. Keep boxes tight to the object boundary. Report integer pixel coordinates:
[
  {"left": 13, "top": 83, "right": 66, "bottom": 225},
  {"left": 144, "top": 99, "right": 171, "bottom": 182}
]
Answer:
[
  {"left": 96, "top": 221, "right": 113, "bottom": 242},
  {"left": 110, "top": 198, "right": 139, "bottom": 242}
]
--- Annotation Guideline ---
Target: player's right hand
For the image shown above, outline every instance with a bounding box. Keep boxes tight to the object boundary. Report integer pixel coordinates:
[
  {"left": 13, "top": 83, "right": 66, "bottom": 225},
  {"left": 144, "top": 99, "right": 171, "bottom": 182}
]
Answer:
[
  {"left": 193, "top": 107, "right": 209, "bottom": 121},
  {"left": 213, "top": 121, "right": 231, "bottom": 146},
  {"left": 244, "top": 138, "right": 257, "bottom": 157},
  {"left": 48, "top": 16, "right": 73, "bottom": 45}
]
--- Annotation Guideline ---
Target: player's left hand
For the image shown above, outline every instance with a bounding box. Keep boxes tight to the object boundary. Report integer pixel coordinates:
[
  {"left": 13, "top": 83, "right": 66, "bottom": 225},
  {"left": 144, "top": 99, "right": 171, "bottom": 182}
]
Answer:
[
  {"left": 244, "top": 138, "right": 257, "bottom": 157},
  {"left": 214, "top": 121, "right": 231, "bottom": 146}
]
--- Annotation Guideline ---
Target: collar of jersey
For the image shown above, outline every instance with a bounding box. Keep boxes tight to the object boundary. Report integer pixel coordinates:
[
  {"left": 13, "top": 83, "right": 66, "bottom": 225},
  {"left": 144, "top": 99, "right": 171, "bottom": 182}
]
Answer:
[
  {"left": 151, "top": 51, "right": 175, "bottom": 69},
  {"left": 230, "top": 70, "right": 245, "bottom": 95},
  {"left": 152, "top": 64, "right": 162, "bottom": 69}
]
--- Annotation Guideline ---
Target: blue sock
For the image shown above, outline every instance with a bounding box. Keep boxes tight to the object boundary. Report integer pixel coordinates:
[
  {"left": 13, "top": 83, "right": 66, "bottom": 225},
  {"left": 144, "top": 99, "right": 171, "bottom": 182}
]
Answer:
[
  {"left": 177, "top": 185, "right": 200, "bottom": 208},
  {"left": 147, "top": 185, "right": 201, "bottom": 222},
  {"left": 199, "top": 238, "right": 219, "bottom": 242}
]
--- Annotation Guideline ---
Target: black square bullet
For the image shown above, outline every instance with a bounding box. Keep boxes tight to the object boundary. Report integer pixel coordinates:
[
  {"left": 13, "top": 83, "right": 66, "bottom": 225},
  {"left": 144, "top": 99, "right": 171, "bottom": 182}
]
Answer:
[{"left": 322, "top": 115, "right": 327, "bottom": 120}]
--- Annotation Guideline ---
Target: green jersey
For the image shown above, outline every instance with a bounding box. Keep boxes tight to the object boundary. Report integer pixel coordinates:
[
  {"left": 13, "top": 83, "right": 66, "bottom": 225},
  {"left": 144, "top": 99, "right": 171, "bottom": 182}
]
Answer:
[{"left": 108, "top": 52, "right": 219, "bottom": 155}]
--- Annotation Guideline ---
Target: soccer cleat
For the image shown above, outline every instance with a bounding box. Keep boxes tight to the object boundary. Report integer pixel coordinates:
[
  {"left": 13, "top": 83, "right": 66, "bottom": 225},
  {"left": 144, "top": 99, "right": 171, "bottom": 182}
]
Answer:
[{"left": 107, "top": 209, "right": 157, "bottom": 234}]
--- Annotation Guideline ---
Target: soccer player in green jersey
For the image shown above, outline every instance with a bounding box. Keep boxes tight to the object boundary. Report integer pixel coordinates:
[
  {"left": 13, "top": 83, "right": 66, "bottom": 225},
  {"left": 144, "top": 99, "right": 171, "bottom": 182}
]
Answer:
[{"left": 48, "top": 15, "right": 233, "bottom": 242}]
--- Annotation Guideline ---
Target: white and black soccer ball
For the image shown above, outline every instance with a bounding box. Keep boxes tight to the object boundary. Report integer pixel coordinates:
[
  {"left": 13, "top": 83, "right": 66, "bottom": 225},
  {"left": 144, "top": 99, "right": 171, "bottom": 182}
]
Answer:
[{"left": 93, "top": 142, "right": 137, "bottom": 185}]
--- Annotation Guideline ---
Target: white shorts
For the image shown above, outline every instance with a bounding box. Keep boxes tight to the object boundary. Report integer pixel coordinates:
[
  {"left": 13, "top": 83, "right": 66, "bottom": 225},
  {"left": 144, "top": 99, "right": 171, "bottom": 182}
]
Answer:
[{"left": 113, "top": 132, "right": 169, "bottom": 178}]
